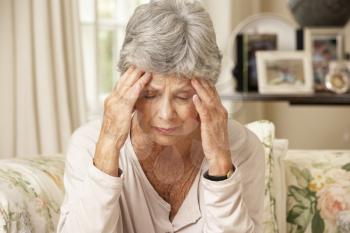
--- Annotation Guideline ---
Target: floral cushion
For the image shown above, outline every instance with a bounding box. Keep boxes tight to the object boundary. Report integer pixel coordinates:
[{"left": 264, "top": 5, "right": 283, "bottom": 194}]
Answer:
[
  {"left": 246, "top": 120, "right": 281, "bottom": 233},
  {"left": 0, "top": 155, "right": 65, "bottom": 233},
  {"left": 285, "top": 150, "right": 350, "bottom": 233}
]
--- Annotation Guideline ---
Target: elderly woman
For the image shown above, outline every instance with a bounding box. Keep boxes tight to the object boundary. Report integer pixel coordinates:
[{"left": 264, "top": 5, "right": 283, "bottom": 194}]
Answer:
[{"left": 57, "top": 0, "right": 264, "bottom": 232}]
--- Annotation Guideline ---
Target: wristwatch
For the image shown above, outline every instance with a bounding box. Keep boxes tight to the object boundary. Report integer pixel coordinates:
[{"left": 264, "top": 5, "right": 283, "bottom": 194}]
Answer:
[{"left": 204, "top": 165, "right": 235, "bottom": 181}]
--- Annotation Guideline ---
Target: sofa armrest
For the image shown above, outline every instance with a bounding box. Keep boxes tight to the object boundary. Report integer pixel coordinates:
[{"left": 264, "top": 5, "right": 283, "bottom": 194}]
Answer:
[
  {"left": 272, "top": 139, "right": 289, "bottom": 233},
  {"left": 246, "top": 120, "right": 283, "bottom": 233},
  {"left": 0, "top": 155, "right": 65, "bottom": 232}
]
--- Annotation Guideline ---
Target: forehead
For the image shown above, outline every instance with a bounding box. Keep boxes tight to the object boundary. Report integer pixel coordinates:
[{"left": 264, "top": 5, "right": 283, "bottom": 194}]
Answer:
[{"left": 146, "top": 73, "right": 192, "bottom": 90}]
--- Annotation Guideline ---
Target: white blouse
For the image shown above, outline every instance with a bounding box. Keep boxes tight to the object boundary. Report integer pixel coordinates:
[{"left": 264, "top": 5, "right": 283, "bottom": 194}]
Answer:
[{"left": 57, "top": 118, "right": 265, "bottom": 233}]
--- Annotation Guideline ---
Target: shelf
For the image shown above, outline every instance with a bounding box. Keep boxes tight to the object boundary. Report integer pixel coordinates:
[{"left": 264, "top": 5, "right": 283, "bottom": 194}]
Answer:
[{"left": 220, "top": 93, "right": 350, "bottom": 105}]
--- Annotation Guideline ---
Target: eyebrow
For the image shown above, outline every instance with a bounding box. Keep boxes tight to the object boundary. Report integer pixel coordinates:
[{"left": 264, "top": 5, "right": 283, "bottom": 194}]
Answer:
[
  {"left": 145, "top": 84, "right": 193, "bottom": 92},
  {"left": 144, "top": 88, "right": 194, "bottom": 95}
]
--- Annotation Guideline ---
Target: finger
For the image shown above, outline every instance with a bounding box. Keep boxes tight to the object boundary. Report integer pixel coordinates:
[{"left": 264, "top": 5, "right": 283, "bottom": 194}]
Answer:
[
  {"left": 129, "top": 72, "right": 152, "bottom": 102},
  {"left": 119, "top": 65, "right": 136, "bottom": 83},
  {"left": 192, "top": 94, "right": 209, "bottom": 121},
  {"left": 207, "top": 80, "right": 219, "bottom": 96},
  {"left": 200, "top": 80, "right": 224, "bottom": 110},
  {"left": 113, "top": 65, "right": 136, "bottom": 92},
  {"left": 191, "top": 78, "right": 213, "bottom": 104},
  {"left": 198, "top": 79, "right": 219, "bottom": 100},
  {"left": 123, "top": 68, "right": 146, "bottom": 91},
  {"left": 116, "top": 67, "right": 146, "bottom": 95}
]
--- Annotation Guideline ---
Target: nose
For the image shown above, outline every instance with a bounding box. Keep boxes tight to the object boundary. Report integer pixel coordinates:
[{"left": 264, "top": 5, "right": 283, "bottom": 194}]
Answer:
[{"left": 158, "top": 97, "right": 176, "bottom": 121}]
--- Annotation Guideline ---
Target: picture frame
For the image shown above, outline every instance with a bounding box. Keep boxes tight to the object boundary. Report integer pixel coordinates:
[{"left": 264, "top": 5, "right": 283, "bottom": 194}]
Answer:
[
  {"left": 233, "top": 33, "right": 278, "bottom": 92},
  {"left": 256, "top": 51, "right": 314, "bottom": 94},
  {"left": 297, "top": 27, "right": 344, "bottom": 91}
]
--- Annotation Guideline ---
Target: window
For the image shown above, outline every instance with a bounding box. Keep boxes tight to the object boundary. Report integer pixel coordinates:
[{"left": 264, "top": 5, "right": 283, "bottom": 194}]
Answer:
[{"left": 79, "top": 0, "right": 149, "bottom": 119}]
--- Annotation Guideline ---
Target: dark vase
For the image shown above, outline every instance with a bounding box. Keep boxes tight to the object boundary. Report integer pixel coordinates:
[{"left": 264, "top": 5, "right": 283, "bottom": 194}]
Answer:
[{"left": 288, "top": 0, "right": 350, "bottom": 27}]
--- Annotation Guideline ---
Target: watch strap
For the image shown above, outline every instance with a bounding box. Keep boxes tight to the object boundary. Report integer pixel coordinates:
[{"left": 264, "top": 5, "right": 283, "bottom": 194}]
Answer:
[{"left": 204, "top": 165, "right": 235, "bottom": 181}]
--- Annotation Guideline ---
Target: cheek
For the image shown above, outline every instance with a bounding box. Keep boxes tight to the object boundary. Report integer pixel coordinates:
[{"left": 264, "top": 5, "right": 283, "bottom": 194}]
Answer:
[
  {"left": 178, "top": 104, "right": 200, "bottom": 135},
  {"left": 134, "top": 100, "right": 156, "bottom": 124},
  {"left": 176, "top": 102, "right": 199, "bottom": 122}
]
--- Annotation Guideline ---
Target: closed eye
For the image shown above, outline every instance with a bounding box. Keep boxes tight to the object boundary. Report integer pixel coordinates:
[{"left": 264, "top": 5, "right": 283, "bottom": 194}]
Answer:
[
  {"left": 177, "top": 96, "right": 191, "bottom": 101},
  {"left": 144, "top": 95, "right": 157, "bottom": 99},
  {"left": 142, "top": 90, "right": 158, "bottom": 99}
]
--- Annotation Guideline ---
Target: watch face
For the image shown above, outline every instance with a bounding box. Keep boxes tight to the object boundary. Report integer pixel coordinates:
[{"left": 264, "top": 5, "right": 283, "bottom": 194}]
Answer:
[{"left": 325, "top": 72, "right": 349, "bottom": 94}]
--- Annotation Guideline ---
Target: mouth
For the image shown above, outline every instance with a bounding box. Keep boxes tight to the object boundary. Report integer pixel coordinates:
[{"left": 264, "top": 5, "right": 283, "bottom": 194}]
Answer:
[{"left": 153, "top": 126, "right": 179, "bottom": 134}]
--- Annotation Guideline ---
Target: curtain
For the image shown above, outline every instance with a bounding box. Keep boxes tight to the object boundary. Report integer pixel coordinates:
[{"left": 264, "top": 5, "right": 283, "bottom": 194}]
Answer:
[{"left": 0, "top": 0, "right": 87, "bottom": 158}]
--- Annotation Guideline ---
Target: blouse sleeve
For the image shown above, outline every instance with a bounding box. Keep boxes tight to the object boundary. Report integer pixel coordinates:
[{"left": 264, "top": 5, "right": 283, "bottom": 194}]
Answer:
[
  {"left": 201, "top": 127, "right": 265, "bottom": 233},
  {"left": 57, "top": 125, "right": 124, "bottom": 233}
]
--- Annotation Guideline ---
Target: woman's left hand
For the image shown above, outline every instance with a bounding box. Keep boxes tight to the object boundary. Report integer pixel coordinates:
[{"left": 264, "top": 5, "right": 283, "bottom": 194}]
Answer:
[{"left": 191, "top": 78, "right": 233, "bottom": 176}]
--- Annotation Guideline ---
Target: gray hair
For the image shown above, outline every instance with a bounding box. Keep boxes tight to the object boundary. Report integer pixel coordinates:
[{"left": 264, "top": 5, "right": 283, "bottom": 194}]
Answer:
[{"left": 117, "top": 0, "right": 222, "bottom": 83}]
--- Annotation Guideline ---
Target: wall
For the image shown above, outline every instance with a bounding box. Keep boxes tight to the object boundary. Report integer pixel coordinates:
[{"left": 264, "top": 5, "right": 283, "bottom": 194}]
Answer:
[
  {"left": 260, "top": 1, "right": 350, "bottom": 149},
  {"left": 204, "top": 0, "right": 350, "bottom": 149}
]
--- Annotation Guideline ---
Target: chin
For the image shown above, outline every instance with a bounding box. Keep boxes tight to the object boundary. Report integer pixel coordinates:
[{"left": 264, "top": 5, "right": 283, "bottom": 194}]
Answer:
[
  {"left": 154, "top": 139, "right": 178, "bottom": 146},
  {"left": 151, "top": 134, "right": 183, "bottom": 146},
  {"left": 150, "top": 126, "right": 199, "bottom": 146}
]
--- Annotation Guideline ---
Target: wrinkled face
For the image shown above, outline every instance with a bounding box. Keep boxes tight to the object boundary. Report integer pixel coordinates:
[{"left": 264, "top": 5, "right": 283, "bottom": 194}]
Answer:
[{"left": 134, "top": 73, "right": 200, "bottom": 146}]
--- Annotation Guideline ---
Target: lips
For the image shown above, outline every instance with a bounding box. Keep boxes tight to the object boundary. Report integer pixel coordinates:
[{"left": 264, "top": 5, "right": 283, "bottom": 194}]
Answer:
[{"left": 153, "top": 126, "right": 179, "bottom": 134}]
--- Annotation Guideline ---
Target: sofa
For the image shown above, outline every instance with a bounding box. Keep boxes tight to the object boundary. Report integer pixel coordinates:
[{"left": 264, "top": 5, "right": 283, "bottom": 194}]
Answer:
[
  {"left": 0, "top": 156, "right": 65, "bottom": 233},
  {"left": 1, "top": 121, "right": 350, "bottom": 233},
  {"left": 246, "top": 121, "right": 350, "bottom": 233}
]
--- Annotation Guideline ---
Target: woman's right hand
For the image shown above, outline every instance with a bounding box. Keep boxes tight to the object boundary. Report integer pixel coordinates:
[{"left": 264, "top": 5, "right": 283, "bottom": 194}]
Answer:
[{"left": 94, "top": 65, "right": 152, "bottom": 176}]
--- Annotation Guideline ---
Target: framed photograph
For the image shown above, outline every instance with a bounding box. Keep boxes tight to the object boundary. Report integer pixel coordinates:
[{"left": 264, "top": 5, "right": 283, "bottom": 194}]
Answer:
[
  {"left": 234, "top": 33, "right": 277, "bottom": 92},
  {"left": 298, "top": 28, "right": 344, "bottom": 91},
  {"left": 325, "top": 60, "right": 350, "bottom": 94},
  {"left": 256, "top": 51, "right": 314, "bottom": 94}
]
